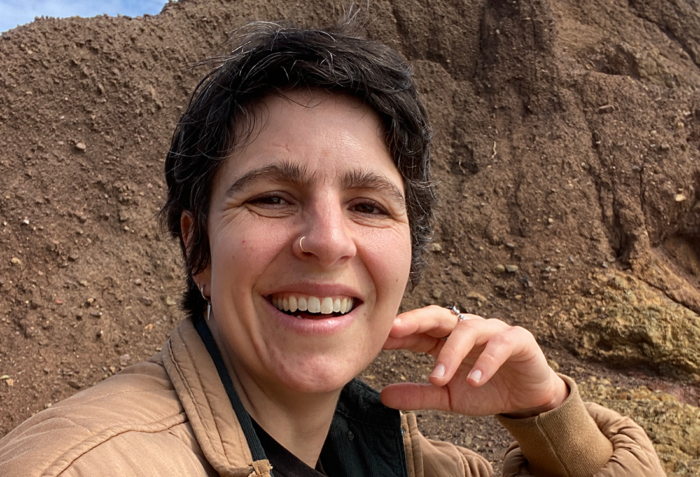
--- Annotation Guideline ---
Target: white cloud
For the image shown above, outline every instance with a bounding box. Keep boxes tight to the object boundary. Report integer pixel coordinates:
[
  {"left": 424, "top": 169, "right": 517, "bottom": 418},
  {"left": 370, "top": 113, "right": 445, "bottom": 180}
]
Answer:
[{"left": 0, "top": 0, "right": 167, "bottom": 34}]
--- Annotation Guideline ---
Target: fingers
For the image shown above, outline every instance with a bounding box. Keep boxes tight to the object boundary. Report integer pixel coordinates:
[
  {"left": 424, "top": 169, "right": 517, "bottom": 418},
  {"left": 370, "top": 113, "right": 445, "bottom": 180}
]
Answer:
[
  {"left": 429, "top": 319, "right": 540, "bottom": 389},
  {"left": 465, "top": 326, "right": 536, "bottom": 386},
  {"left": 386, "top": 306, "right": 542, "bottom": 394},
  {"left": 382, "top": 333, "right": 445, "bottom": 355},
  {"left": 428, "top": 316, "right": 507, "bottom": 386},
  {"left": 389, "top": 305, "right": 457, "bottom": 340},
  {"left": 380, "top": 383, "right": 451, "bottom": 411},
  {"left": 383, "top": 305, "right": 461, "bottom": 355}
]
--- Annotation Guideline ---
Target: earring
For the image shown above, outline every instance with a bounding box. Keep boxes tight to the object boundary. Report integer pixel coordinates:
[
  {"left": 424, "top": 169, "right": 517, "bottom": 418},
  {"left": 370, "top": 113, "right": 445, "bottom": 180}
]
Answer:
[{"left": 199, "top": 284, "right": 211, "bottom": 321}]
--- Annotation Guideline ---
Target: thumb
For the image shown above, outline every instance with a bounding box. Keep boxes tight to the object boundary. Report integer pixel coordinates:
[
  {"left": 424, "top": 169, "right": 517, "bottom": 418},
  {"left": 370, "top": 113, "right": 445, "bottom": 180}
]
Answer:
[{"left": 380, "top": 383, "right": 450, "bottom": 411}]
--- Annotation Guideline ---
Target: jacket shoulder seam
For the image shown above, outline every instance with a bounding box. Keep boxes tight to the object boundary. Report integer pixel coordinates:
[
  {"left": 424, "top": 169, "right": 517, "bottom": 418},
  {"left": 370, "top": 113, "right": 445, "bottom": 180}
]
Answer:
[{"left": 43, "top": 411, "right": 188, "bottom": 477}]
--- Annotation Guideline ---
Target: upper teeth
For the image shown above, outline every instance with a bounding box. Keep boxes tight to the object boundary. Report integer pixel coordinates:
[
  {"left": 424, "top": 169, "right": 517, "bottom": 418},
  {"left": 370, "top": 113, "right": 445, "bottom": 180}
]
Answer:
[{"left": 271, "top": 295, "right": 355, "bottom": 314}]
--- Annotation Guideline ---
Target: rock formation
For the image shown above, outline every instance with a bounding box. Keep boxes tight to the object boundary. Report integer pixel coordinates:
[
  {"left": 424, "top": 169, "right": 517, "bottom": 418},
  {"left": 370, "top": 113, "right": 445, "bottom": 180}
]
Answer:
[{"left": 0, "top": 0, "right": 698, "bottom": 473}]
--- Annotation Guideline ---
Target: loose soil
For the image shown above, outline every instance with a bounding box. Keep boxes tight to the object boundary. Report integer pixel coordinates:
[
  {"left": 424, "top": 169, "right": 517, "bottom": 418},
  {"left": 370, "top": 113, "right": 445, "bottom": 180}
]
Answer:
[{"left": 1, "top": 0, "right": 699, "bottom": 474}]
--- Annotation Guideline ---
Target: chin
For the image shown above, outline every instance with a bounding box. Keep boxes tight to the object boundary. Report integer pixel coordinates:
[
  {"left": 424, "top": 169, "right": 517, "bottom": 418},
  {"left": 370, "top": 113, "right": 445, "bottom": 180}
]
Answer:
[{"left": 271, "top": 350, "right": 375, "bottom": 395}]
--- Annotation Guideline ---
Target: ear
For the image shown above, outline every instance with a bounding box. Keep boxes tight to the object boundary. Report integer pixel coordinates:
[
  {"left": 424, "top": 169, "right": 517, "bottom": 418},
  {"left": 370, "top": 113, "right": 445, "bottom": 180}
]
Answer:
[
  {"left": 180, "top": 210, "right": 211, "bottom": 285},
  {"left": 180, "top": 210, "right": 195, "bottom": 255}
]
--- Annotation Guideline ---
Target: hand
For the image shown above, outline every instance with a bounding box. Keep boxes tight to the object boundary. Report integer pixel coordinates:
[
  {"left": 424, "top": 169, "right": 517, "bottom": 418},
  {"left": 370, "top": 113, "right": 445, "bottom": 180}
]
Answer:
[{"left": 380, "top": 305, "right": 568, "bottom": 417}]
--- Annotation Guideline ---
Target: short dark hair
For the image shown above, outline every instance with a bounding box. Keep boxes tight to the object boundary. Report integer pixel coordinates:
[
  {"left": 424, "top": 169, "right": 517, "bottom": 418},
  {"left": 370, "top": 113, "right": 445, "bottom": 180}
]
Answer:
[{"left": 161, "top": 18, "right": 435, "bottom": 320}]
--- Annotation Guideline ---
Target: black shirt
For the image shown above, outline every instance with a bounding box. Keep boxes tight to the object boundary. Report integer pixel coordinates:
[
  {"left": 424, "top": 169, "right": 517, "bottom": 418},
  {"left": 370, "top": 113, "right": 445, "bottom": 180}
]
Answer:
[
  {"left": 195, "top": 318, "right": 409, "bottom": 477},
  {"left": 252, "top": 419, "right": 327, "bottom": 477}
]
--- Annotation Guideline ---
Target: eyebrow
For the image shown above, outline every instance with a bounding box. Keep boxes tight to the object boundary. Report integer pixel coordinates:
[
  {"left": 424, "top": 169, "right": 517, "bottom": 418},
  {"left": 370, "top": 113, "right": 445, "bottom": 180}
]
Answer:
[
  {"left": 225, "top": 161, "right": 312, "bottom": 198},
  {"left": 341, "top": 169, "right": 406, "bottom": 209},
  {"left": 225, "top": 161, "right": 406, "bottom": 209}
]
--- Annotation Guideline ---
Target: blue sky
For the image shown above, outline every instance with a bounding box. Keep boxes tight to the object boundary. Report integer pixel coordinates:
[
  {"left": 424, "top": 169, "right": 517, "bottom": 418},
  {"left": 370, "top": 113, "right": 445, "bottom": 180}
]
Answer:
[{"left": 0, "top": 0, "right": 168, "bottom": 34}]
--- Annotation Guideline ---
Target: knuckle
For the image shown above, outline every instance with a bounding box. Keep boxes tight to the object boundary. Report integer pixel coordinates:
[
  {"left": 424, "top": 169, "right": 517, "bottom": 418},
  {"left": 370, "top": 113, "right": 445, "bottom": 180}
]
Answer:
[
  {"left": 485, "top": 318, "right": 509, "bottom": 328},
  {"left": 491, "top": 332, "right": 513, "bottom": 348},
  {"left": 511, "top": 326, "right": 534, "bottom": 340},
  {"left": 478, "top": 352, "right": 500, "bottom": 366},
  {"left": 457, "top": 317, "right": 480, "bottom": 329}
]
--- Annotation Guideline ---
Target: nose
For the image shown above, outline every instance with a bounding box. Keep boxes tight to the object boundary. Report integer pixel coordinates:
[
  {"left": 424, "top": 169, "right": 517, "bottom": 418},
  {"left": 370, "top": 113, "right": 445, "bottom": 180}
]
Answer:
[{"left": 295, "top": 198, "right": 356, "bottom": 267}]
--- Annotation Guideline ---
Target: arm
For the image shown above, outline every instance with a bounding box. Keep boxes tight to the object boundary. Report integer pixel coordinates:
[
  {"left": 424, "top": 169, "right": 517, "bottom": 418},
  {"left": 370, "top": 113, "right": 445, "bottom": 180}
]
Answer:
[
  {"left": 380, "top": 306, "right": 665, "bottom": 477},
  {"left": 498, "top": 380, "right": 665, "bottom": 476}
]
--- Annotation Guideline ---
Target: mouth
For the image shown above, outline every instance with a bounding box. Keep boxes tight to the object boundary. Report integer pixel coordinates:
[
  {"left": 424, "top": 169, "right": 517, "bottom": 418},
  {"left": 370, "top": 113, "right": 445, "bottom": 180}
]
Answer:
[{"left": 268, "top": 294, "right": 358, "bottom": 319}]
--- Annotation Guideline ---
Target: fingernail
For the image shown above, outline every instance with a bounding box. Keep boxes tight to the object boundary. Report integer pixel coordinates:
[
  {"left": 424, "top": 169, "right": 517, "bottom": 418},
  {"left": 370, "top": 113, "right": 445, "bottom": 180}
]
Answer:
[
  {"left": 431, "top": 363, "right": 445, "bottom": 379},
  {"left": 468, "top": 369, "right": 482, "bottom": 384}
]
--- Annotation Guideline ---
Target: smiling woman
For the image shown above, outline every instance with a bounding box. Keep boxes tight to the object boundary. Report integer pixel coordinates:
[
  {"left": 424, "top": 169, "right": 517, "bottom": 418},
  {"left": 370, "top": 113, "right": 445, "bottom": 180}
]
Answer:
[
  {"left": 185, "top": 92, "right": 413, "bottom": 411},
  {"left": 0, "top": 14, "right": 666, "bottom": 477}
]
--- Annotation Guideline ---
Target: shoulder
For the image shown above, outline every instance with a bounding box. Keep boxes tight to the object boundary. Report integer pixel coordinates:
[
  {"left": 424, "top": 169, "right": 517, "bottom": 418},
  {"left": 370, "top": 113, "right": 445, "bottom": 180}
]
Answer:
[{"left": 0, "top": 357, "right": 207, "bottom": 477}]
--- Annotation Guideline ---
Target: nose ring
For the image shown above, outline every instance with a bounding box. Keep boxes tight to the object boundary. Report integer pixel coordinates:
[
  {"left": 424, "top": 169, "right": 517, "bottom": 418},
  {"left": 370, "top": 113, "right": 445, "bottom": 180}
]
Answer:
[{"left": 299, "top": 236, "right": 309, "bottom": 254}]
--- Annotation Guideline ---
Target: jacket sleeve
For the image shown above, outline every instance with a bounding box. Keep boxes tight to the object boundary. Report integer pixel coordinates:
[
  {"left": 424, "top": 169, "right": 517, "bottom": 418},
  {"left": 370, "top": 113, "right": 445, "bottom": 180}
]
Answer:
[{"left": 496, "top": 375, "right": 666, "bottom": 477}]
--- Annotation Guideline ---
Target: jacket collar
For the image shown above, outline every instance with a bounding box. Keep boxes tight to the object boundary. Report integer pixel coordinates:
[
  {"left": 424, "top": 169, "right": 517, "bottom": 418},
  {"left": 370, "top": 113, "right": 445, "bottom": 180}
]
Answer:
[
  {"left": 162, "top": 318, "right": 408, "bottom": 477},
  {"left": 162, "top": 318, "right": 263, "bottom": 476}
]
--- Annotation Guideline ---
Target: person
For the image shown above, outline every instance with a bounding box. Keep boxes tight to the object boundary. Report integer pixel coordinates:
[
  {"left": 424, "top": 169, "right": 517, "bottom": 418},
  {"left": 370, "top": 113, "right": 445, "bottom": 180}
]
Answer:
[{"left": 0, "top": 17, "right": 665, "bottom": 477}]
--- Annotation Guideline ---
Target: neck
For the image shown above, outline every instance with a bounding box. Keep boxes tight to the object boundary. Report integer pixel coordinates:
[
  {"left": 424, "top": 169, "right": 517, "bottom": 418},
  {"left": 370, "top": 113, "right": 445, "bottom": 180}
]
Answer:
[
  {"left": 208, "top": 320, "right": 340, "bottom": 468},
  {"left": 239, "top": 374, "right": 340, "bottom": 467}
]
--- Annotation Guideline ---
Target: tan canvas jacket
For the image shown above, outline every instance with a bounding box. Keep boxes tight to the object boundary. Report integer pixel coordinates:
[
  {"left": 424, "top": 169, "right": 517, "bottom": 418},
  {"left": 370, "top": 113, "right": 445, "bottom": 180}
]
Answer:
[{"left": 0, "top": 318, "right": 665, "bottom": 476}]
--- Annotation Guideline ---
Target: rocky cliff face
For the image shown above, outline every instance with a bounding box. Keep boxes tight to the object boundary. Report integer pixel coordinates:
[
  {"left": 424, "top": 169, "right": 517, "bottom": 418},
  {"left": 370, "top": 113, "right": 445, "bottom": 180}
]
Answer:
[{"left": 0, "top": 0, "right": 698, "bottom": 473}]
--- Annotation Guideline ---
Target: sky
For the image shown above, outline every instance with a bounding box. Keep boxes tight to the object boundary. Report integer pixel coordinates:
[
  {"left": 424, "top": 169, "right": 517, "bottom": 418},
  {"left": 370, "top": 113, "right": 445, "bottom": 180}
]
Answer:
[{"left": 0, "top": 0, "right": 168, "bottom": 34}]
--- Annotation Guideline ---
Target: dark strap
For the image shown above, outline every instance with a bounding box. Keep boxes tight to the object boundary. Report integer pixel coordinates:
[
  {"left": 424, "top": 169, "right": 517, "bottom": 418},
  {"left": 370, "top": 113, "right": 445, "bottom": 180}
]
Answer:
[
  {"left": 194, "top": 318, "right": 271, "bottom": 470},
  {"left": 194, "top": 318, "right": 408, "bottom": 477}
]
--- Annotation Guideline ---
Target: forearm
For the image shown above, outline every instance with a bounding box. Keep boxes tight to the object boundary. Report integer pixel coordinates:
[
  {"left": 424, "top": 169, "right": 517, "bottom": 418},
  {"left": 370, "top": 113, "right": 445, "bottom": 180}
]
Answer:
[{"left": 496, "top": 375, "right": 665, "bottom": 477}]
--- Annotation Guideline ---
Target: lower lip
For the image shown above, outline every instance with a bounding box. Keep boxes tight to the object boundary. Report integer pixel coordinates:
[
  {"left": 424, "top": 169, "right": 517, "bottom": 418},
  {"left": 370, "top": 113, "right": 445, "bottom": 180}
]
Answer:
[{"left": 266, "top": 300, "right": 357, "bottom": 335}]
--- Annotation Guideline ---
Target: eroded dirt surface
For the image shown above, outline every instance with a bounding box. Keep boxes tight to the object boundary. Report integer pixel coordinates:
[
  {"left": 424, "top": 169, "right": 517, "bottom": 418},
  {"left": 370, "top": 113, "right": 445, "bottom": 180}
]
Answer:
[{"left": 1, "top": 0, "right": 699, "bottom": 474}]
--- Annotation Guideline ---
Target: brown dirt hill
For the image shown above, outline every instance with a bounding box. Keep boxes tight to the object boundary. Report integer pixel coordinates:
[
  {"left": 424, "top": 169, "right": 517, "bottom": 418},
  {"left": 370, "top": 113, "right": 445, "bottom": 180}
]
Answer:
[{"left": 0, "top": 0, "right": 698, "bottom": 474}]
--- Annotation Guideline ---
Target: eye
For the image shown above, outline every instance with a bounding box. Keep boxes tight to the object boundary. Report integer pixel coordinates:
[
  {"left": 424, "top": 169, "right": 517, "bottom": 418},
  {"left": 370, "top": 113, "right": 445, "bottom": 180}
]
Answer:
[
  {"left": 351, "top": 200, "right": 388, "bottom": 216},
  {"left": 248, "top": 194, "right": 289, "bottom": 207}
]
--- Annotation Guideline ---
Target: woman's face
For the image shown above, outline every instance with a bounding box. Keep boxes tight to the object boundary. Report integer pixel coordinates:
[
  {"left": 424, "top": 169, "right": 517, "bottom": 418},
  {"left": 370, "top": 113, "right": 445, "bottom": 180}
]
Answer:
[{"left": 191, "top": 91, "right": 412, "bottom": 396}]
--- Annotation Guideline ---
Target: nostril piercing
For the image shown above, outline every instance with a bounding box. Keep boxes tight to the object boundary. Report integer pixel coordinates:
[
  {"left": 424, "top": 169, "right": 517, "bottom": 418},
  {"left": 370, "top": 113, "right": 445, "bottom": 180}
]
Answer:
[{"left": 299, "top": 236, "right": 309, "bottom": 254}]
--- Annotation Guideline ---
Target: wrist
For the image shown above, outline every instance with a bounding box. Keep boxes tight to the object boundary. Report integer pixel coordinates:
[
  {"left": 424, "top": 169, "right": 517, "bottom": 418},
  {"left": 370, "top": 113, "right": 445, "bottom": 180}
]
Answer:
[{"left": 504, "top": 374, "right": 570, "bottom": 419}]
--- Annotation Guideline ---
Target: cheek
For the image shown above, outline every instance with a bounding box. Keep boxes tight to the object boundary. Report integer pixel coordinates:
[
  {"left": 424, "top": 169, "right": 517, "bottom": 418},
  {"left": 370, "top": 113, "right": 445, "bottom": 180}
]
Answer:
[
  {"left": 208, "top": 234, "right": 269, "bottom": 291},
  {"left": 210, "top": 220, "right": 287, "bottom": 268},
  {"left": 363, "top": 227, "right": 412, "bottom": 295}
]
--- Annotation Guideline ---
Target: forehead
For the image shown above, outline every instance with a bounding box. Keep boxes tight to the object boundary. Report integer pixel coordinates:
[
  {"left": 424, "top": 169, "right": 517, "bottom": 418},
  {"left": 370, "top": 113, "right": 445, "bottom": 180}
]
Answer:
[{"left": 218, "top": 90, "right": 402, "bottom": 190}]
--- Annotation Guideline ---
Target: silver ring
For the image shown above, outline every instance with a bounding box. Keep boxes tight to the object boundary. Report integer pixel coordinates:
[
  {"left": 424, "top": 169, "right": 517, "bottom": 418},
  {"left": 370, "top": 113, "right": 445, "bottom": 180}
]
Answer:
[
  {"left": 299, "top": 236, "right": 308, "bottom": 254},
  {"left": 446, "top": 306, "right": 469, "bottom": 322}
]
